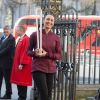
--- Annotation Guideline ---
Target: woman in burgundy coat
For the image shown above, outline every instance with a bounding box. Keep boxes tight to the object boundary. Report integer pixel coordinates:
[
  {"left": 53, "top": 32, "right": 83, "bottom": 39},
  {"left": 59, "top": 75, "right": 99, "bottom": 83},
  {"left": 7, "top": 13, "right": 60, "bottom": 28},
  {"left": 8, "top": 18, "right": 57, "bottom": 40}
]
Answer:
[
  {"left": 11, "top": 26, "right": 32, "bottom": 100},
  {"left": 27, "top": 15, "right": 62, "bottom": 100}
]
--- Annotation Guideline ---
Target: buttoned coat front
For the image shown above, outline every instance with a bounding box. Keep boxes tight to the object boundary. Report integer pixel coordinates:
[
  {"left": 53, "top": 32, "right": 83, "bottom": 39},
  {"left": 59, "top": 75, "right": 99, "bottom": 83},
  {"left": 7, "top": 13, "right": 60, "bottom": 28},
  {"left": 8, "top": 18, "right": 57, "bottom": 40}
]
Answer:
[{"left": 11, "top": 35, "right": 32, "bottom": 86}]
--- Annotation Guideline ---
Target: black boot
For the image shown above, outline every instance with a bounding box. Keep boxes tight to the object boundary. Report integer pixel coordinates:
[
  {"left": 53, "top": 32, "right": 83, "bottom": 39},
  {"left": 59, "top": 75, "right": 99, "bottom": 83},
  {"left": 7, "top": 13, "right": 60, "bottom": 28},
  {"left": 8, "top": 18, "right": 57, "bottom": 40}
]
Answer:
[
  {"left": 0, "top": 91, "right": 1, "bottom": 97},
  {"left": 18, "top": 97, "right": 26, "bottom": 100},
  {"left": 0, "top": 94, "right": 11, "bottom": 99}
]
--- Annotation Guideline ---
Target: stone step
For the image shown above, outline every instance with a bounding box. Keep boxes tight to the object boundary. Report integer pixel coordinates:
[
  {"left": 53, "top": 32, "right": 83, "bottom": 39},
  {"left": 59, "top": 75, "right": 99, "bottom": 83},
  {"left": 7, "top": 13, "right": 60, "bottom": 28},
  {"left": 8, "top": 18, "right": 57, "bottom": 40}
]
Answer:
[{"left": 86, "top": 97, "right": 96, "bottom": 100}]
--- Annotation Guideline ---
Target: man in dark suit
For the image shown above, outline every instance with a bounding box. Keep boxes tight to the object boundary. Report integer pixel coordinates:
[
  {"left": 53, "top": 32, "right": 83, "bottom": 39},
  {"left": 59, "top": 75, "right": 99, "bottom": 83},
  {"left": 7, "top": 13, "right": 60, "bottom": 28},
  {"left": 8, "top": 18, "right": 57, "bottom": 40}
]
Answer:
[
  {"left": 0, "top": 30, "right": 5, "bottom": 44},
  {"left": 0, "top": 31, "right": 5, "bottom": 97},
  {"left": 0, "top": 25, "right": 15, "bottom": 99}
]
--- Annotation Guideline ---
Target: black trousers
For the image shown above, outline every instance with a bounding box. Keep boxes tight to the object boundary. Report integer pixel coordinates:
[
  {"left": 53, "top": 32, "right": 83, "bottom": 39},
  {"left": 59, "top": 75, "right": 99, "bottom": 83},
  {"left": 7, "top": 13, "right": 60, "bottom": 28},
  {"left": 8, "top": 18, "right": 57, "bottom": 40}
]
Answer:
[
  {"left": 0, "top": 67, "right": 3, "bottom": 96},
  {"left": 17, "top": 85, "right": 27, "bottom": 100},
  {"left": 0, "top": 68, "right": 12, "bottom": 96},
  {"left": 0, "top": 67, "right": 3, "bottom": 92},
  {"left": 33, "top": 71, "right": 55, "bottom": 100}
]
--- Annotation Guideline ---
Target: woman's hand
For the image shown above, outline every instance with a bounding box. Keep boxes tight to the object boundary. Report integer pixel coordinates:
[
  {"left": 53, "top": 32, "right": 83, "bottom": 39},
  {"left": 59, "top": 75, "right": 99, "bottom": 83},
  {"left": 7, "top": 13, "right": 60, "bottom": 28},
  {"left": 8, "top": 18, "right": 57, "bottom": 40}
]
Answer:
[
  {"left": 35, "top": 48, "right": 47, "bottom": 57},
  {"left": 18, "top": 64, "right": 24, "bottom": 70}
]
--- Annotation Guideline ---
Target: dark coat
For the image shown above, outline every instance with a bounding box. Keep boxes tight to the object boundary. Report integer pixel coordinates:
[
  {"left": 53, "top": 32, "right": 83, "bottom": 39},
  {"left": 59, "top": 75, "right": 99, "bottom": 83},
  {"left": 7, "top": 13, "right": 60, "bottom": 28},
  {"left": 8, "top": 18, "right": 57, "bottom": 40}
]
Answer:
[
  {"left": 0, "top": 34, "right": 15, "bottom": 69},
  {"left": 0, "top": 35, "right": 5, "bottom": 45}
]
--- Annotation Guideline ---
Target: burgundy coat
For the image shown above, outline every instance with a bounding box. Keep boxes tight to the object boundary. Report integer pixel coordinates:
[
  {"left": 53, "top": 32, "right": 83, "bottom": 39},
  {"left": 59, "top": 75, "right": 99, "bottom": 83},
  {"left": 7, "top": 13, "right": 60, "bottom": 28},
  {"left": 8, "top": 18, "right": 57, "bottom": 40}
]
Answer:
[
  {"left": 11, "top": 35, "right": 32, "bottom": 86},
  {"left": 27, "top": 29, "right": 62, "bottom": 73}
]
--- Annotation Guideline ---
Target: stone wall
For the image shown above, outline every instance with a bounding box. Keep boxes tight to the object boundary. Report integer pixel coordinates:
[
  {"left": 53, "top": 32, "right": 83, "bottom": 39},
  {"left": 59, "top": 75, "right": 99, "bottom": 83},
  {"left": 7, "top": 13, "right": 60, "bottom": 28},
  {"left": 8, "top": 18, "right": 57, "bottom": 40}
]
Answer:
[{"left": 0, "top": 0, "right": 100, "bottom": 28}]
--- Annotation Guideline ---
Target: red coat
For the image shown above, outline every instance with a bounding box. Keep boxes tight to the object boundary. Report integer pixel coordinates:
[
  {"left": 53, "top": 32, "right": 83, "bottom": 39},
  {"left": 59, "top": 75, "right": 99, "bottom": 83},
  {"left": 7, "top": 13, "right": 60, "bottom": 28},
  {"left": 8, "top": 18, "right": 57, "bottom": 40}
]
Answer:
[{"left": 11, "top": 35, "right": 32, "bottom": 86}]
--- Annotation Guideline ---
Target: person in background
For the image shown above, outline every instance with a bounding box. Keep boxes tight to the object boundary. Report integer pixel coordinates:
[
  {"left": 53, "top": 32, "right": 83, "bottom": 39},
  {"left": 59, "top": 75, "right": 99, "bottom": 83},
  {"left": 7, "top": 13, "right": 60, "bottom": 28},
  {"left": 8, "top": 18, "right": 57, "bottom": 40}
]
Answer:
[
  {"left": 0, "top": 28, "right": 4, "bottom": 97},
  {"left": 10, "top": 26, "right": 32, "bottom": 100},
  {"left": 0, "top": 28, "right": 5, "bottom": 44},
  {"left": 0, "top": 25, "right": 15, "bottom": 99},
  {"left": 27, "top": 15, "right": 62, "bottom": 100}
]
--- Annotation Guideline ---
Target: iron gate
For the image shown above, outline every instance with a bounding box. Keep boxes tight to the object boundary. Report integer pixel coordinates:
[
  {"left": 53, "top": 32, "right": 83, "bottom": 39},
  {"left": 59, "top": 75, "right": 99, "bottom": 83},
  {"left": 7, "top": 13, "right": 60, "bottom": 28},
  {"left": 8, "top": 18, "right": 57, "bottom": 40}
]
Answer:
[
  {"left": 52, "top": 13, "right": 78, "bottom": 100},
  {"left": 51, "top": 14, "right": 100, "bottom": 100},
  {"left": 31, "top": 14, "right": 100, "bottom": 100}
]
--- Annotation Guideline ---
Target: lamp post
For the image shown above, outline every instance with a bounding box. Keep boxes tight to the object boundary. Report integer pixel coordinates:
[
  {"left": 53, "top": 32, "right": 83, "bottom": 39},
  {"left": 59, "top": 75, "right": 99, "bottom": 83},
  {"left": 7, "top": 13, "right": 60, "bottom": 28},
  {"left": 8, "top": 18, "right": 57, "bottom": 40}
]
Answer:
[
  {"left": 92, "top": 0, "right": 96, "bottom": 15},
  {"left": 76, "top": 0, "right": 78, "bottom": 12}
]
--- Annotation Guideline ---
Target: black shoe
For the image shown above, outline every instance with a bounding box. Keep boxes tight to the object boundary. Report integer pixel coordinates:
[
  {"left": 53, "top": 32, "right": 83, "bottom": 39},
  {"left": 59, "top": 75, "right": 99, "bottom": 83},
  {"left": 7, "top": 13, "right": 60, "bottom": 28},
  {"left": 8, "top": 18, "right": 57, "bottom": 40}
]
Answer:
[
  {"left": 18, "top": 97, "right": 26, "bottom": 100},
  {"left": 0, "top": 94, "right": 11, "bottom": 99}
]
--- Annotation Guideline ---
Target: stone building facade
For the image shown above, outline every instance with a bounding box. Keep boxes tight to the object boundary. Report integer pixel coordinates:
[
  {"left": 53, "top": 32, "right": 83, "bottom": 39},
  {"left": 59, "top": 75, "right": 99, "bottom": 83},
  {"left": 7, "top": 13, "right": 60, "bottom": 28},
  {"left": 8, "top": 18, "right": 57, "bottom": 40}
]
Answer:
[{"left": 0, "top": 0, "right": 100, "bottom": 28}]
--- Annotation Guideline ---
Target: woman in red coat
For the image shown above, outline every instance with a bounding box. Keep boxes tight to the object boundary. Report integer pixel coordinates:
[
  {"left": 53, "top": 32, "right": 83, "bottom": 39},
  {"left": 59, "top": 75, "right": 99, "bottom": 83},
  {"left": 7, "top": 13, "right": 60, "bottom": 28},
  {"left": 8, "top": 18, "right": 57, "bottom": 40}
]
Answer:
[{"left": 11, "top": 26, "right": 32, "bottom": 100}]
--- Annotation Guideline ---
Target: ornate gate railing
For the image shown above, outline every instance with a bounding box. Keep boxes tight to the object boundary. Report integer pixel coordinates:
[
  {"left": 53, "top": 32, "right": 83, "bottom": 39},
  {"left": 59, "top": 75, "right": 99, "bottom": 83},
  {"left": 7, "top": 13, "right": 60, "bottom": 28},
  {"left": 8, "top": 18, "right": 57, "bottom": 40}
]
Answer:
[
  {"left": 52, "top": 13, "right": 78, "bottom": 100},
  {"left": 31, "top": 11, "right": 100, "bottom": 100}
]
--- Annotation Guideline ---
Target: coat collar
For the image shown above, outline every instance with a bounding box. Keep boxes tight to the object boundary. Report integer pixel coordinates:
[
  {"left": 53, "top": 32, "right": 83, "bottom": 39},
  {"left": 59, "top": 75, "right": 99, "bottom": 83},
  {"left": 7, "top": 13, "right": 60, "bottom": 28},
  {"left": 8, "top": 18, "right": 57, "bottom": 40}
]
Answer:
[{"left": 42, "top": 29, "right": 52, "bottom": 35}]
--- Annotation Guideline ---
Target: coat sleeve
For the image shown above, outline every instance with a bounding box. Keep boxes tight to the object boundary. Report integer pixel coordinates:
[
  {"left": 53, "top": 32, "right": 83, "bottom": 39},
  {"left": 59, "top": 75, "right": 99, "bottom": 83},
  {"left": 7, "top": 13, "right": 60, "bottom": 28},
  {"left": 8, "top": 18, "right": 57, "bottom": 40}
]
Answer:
[
  {"left": 0, "top": 38, "right": 15, "bottom": 56},
  {"left": 20, "top": 37, "right": 32, "bottom": 65},
  {"left": 47, "top": 36, "right": 62, "bottom": 60},
  {"left": 27, "top": 33, "right": 36, "bottom": 57}
]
